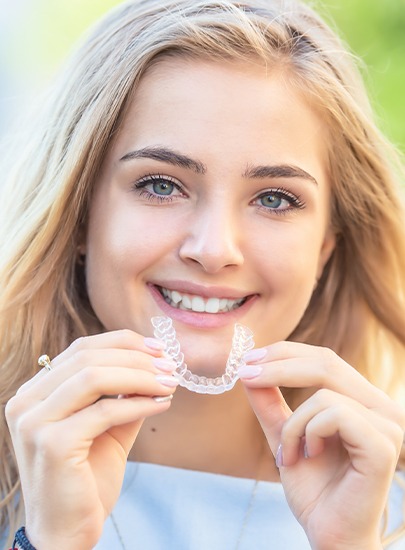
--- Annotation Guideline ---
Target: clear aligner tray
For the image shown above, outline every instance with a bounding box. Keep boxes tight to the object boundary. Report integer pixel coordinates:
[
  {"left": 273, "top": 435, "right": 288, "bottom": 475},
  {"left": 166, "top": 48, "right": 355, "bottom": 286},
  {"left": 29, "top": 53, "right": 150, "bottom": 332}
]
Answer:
[{"left": 151, "top": 316, "right": 254, "bottom": 394}]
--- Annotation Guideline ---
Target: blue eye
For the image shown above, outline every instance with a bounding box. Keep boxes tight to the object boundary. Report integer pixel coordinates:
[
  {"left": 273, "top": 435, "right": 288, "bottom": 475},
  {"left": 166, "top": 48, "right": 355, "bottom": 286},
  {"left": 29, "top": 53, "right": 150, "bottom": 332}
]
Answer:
[
  {"left": 254, "top": 188, "right": 305, "bottom": 213},
  {"left": 133, "top": 174, "right": 185, "bottom": 203},
  {"left": 151, "top": 179, "right": 175, "bottom": 195},
  {"left": 260, "top": 193, "right": 284, "bottom": 209}
]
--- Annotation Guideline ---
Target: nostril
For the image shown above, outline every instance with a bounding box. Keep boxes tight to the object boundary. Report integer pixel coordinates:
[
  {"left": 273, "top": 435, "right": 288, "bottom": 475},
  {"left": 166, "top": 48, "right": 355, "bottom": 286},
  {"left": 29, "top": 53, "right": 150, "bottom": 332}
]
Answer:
[{"left": 179, "top": 237, "right": 244, "bottom": 272}]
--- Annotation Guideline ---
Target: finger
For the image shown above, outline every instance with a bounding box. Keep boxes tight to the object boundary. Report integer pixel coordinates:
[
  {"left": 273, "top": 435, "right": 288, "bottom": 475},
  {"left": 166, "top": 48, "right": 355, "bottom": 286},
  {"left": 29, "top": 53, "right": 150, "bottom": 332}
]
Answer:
[
  {"left": 243, "top": 385, "right": 292, "bottom": 457},
  {"left": 28, "top": 367, "right": 179, "bottom": 421},
  {"left": 52, "top": 330, "right": 166, "bottom": 367},
  {"left": 246, "top": 341, "right": 347, "bottom": 362},
  {"left": 240, "top": 343, "right": 404, "bottom": 425},
  {"left": 16, "top": 394, "right": 172, "bottom": 463},
  {"left": 19, "top": 329, "right": 166, "bottom": 393},
  {"left": 64, "top": 394, "right": 173, "bottom": 451},
  {"left": 303, "top": 405, "right": 400, "bottom": 479},
  {"left": 279, "top": 388, "right": 402, "bottom": 466},
  {"left": 18, "top": 348, "right": 177, "bottom": 401}
]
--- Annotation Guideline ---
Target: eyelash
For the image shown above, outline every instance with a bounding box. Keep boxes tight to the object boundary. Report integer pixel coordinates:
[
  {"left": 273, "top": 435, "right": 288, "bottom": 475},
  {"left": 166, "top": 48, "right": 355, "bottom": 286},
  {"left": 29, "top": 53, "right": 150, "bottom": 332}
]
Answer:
[
  {"left": 132, "top": 175, "right": 305, "bottom": 213},
  {"left": 253, "top": 187, "right": 305, "bottom": 215},
  {"left": 133, "top": 174, "right": 185, "bottom": 203}
]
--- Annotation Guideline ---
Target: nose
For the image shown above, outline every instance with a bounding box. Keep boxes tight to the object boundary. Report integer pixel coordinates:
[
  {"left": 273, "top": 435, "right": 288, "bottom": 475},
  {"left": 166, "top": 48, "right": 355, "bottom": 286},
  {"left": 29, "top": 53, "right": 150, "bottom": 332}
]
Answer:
[{"left": 179, "top": 205, "right": 244, "bottom": 273}]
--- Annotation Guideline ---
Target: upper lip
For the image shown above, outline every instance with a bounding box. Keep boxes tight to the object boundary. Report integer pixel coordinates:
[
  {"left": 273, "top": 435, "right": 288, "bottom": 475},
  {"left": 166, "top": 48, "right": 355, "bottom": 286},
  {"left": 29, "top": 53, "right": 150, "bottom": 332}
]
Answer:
[{"left": 149, "top": 280, "right": 255, "bottom": 300}]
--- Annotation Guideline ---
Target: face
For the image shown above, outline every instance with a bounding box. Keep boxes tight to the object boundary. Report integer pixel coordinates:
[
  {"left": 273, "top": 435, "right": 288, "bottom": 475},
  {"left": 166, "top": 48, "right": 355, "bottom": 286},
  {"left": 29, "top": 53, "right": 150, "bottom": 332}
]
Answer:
[{"left": 85, "top": 58, "right": 335, "bottom": 375}]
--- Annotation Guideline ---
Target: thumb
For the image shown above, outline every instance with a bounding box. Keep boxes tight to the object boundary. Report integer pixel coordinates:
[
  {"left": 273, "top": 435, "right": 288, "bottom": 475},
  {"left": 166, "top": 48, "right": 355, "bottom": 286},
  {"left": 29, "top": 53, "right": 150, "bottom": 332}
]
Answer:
[
  {"left": 108, "top": 418, "right": 144, "bottom": 457},
  {"left": 244, "top": 385, "right": 291, "bottom": 456}
]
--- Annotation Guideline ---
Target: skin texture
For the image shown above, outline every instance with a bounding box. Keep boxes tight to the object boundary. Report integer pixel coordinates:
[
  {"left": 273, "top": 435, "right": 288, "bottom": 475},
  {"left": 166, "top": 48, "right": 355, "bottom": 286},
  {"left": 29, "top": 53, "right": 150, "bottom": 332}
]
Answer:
[
  {"left": 6, "top": 60, "right": 405, "bottom": 550},
  {"left": 85, "top": 59, "right": 335, "bottom": 374}
]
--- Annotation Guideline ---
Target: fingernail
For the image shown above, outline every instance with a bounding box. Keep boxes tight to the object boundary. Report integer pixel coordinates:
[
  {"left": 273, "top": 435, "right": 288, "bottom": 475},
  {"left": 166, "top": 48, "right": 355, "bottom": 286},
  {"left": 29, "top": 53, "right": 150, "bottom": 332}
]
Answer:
[
  {"left": 144, "top": 337, "right": 166, "bottom": 351},
  {"left": 237, "top": 365, "right": 263, "bottom": 379},
  {"left": 243, "top": 348, "right": 267, "bottom": 363},
  {"left": 153, "top": 394, "right": 174, "bottom": 404},
  {"left": 276, "top": 444, "right": 283, "bottom": 468},
  {"left": 153, "top": 357, "right": 177, "bottom": 372},
  {"left": 155, "top": 374, "right": 179, "bottom": 387}
]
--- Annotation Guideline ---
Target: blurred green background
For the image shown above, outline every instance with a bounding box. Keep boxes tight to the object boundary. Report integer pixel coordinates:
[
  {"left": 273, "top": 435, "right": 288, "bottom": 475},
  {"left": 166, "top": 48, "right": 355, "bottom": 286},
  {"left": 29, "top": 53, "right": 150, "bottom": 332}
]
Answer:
[{"left": 4, "top": 0, "right": 405, "bottom": 149}]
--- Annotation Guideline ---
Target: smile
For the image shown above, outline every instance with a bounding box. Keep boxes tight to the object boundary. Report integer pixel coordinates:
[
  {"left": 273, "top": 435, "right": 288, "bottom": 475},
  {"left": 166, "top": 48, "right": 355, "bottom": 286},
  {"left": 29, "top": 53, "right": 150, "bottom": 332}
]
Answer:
[{"left": 157, "top": 286, "right": 247, "bottom": 313}]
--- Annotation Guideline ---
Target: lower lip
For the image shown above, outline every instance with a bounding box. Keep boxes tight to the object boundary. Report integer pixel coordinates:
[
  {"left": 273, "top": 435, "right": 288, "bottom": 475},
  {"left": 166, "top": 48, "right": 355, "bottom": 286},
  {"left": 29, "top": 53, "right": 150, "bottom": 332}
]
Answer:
[{"left": 148, "top": 284, "right": 256, "bottom": 329}]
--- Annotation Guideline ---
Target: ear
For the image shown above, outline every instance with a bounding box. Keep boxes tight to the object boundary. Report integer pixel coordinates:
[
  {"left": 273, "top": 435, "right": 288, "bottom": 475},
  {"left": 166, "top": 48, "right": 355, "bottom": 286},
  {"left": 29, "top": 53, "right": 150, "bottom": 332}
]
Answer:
[
  {"left": 77, "top": 243, "right": 87, "bottom": 256},
  {"left": 76, "top": 224, "right": 87, "bottom": 256},
  {"left": 316, "top": 225, "right": 336, "bottom": 280}
]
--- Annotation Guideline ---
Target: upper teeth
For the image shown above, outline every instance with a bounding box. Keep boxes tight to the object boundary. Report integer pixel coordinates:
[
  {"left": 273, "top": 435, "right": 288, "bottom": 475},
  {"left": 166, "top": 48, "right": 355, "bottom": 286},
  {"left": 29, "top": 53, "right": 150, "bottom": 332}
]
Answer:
[{"left": 160, "top": 287, "right": 245, "bottom": 313}]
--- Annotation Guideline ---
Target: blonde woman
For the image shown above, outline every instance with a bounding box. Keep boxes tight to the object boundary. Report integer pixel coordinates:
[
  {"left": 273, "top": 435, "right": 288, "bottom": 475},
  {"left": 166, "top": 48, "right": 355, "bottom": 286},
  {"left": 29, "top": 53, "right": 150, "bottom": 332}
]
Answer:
[{"left": 1, "top": 0, "right": 405, "bottom": 548}]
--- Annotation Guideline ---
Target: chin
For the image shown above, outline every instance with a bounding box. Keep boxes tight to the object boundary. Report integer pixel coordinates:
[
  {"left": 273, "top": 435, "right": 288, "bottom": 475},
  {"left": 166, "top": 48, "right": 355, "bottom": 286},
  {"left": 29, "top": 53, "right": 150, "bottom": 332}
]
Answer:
[{"left": 181, "top": 346, "right": 229, "bottom": 378}]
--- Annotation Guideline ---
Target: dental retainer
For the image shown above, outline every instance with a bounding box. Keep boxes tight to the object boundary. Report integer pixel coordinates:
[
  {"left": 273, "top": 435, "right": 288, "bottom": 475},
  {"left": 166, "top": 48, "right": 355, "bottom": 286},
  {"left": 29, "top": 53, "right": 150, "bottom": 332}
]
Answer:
[{"left": 151, "top": 316, "right": 254, "bottom": 394}]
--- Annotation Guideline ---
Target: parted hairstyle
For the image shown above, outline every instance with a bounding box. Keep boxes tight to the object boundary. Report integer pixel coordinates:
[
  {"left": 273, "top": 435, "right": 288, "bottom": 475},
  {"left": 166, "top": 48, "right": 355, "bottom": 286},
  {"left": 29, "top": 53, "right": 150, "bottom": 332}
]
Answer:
[{"left": 1, "top": 0, "right": 404, "bottom": 545}]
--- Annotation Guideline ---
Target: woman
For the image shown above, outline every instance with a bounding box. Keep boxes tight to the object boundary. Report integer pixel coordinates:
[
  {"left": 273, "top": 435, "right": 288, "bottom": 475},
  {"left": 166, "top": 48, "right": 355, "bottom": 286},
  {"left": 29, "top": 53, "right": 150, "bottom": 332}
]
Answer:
[{"left": 1, "top": 0, "right": 405, "bottom": 548}]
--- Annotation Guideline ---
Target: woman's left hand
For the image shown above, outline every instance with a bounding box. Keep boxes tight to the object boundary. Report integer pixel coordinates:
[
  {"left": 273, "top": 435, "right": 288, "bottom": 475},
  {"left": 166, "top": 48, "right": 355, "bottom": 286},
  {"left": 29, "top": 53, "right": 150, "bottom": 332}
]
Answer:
[{"left": 238, "top": 342, "right": 405, "bottom": 550}]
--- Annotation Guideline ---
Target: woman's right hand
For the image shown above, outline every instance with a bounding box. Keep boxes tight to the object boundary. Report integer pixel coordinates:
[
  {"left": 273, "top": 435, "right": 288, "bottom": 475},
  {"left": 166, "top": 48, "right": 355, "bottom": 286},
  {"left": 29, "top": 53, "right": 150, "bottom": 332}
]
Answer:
[{"left": 5, "top": 330, "right": 178, "bottom": 550}]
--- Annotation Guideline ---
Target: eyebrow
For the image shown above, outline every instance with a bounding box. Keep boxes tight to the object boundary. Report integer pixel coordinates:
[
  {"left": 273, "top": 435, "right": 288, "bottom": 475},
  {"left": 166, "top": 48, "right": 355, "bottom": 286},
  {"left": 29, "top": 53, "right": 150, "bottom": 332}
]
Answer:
[
  {"left": 119, "top": 146, "right": 317, "bottom": 185},
  {"left": 243, "top": 164, "right": 318, "bottom": 185},
  {"left": 119, "top": 146, "right": 206, "bottom": 174}
]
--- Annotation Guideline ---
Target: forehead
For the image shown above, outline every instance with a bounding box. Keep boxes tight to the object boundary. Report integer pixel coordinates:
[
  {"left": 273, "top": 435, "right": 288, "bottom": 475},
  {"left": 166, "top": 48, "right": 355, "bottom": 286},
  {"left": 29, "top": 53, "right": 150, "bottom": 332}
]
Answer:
[{"left": 108, "top": 57, "right": 328, "bottom": 180}]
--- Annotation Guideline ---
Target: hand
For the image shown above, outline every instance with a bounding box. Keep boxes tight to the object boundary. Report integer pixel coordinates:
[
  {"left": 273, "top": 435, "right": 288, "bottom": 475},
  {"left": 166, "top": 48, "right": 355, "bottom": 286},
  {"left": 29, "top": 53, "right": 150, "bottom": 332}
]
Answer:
[
  {"left": 5, "top": 330, "right": 178, "bottom": 550},
  {"left": 238, "top": 342, "right": 405, "bottom": 550}
]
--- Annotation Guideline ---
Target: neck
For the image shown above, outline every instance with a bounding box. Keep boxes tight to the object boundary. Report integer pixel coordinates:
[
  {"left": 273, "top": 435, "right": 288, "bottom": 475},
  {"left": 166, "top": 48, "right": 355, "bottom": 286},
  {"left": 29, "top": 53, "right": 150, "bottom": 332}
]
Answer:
[{"left": 129, "top": 382, "right": 279, "bottom": 482}]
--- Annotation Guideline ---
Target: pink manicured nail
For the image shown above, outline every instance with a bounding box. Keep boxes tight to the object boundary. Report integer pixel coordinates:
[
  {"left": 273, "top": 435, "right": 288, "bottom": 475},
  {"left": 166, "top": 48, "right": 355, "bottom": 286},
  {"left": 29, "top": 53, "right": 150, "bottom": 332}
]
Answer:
[
  {"left": 144, "top": 337, "right": 166, "bottom": 351},
  {"left": 155, "top": 374, "right": 179, "bottom": 387},
  {"left": 243, "top": 348, "right": 267, "bottom": 363},
  {"left": 237, "top": 365, "right": 263, "bottom": 379},
  {"left": 276, "top": 444, "right": 283, "bottom": 468},
  {"left": 153, "top": 357, "right": 177, "bottom": 372}
]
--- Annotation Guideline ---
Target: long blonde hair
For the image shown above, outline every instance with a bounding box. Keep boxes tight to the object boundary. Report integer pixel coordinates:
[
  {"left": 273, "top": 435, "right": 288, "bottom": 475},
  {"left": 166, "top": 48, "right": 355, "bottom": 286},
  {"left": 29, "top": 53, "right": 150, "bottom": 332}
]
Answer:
[{"left": 1, "top": 0, "right": 404, "bottom": 544}]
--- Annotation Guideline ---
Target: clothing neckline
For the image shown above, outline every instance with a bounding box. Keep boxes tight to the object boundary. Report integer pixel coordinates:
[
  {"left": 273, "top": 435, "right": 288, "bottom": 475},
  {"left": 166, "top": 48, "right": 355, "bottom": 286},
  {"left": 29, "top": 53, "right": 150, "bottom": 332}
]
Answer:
[{"left": 125, "top": 460, "right": 283, "bottom": 486}]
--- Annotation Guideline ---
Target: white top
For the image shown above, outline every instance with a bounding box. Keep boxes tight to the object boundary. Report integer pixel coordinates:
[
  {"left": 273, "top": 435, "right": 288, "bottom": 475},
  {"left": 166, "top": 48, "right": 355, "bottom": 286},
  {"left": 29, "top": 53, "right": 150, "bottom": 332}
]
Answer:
[{"left": 94, "top": 461, "right": 405, "bottom": 549}]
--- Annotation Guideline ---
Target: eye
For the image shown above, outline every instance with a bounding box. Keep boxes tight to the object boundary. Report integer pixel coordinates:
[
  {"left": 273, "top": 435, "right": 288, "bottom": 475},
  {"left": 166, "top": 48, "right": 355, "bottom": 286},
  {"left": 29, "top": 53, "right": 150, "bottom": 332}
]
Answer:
[
  {"left": 133, "top": 174, "right": 185, "bottom": 202},
  {"left": 254, "top": 188, "right": 305, "bottom": 213},
  {"left": 260, "top": 193, "right": 285, "bottom": 209},
  {"left": 150, "top": 179, "right": 175, "bottom": 195}
]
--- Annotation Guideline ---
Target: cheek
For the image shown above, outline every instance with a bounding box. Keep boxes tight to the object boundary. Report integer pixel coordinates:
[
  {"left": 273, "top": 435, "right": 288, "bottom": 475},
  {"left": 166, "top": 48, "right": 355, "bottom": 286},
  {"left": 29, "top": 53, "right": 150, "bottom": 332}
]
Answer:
[
  {"left": 83, "top": 196, "right": 185, "bottom": 331},
  {"left": 248, "top": 223, "right": 326, "bottom": 343},
  {"left": 252, "top": 221, "right": 324, "bottom": 284},
  {"left": 85, "top": 200, "right": 182, "bottom": 289}
]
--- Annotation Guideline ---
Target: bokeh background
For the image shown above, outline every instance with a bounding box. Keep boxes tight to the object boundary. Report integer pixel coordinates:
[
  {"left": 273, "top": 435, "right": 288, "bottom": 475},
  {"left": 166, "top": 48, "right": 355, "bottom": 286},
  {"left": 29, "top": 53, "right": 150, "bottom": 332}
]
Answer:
[{"left": 0, "top": 0, "right": 404, "bottom": 149}]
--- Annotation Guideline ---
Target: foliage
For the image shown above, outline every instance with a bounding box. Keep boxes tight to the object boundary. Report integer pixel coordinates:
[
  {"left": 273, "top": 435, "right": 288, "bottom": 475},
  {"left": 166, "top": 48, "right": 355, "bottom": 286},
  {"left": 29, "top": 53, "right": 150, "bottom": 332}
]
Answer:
[{"left": 11, "top": 0, "right": 405, "bottom": 150}]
